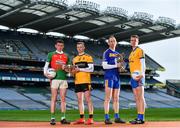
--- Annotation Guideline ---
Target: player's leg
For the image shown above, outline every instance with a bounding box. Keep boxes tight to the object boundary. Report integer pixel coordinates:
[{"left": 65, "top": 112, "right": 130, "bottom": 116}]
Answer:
[
  {"left": 59, "top": 80, "right": 70, "bottom": 124},
  {"left": 104, "top": 80, "right": 113, "bottom": 124},
  {"left": 133, "top": 86, "right": 145, "bottom": 119},
  {"left": 59, "top": 88, "right": 67, "bottom": 118},
  {"left": 75, "top": 91, "right": 85, "bottom": 124},
  {"left": 130, "top": 78, "right": 145, "bottom": 124},
  {"left": 112, "top": 79, "right": 125, "bottom": 123},
  {"left": 112, "top": 89, "right": 119, "bottom": 118},
  {"left": 84, "top": 88, "right": 94, "bottom": 124},
  {"left": 50, "top": 80, "right": 58, "bottom": 125}
]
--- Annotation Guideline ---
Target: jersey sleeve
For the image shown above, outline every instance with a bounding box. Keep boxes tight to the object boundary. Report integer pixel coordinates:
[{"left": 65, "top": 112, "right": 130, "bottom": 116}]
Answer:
[
  {"left": 72, "top": 57, "right": 75, "bottom": 65},
  {"left": 46, "top": 52, "right": 53, "bottom": 62},
  {"left": 103, "top": 51, "right": 109, "bottom": 62},
  {"left": 139, "top": 49, "right": 145, "bottom": 59},
  {"left": 87, "top": 56, "right": 93, "bottom": 63}
]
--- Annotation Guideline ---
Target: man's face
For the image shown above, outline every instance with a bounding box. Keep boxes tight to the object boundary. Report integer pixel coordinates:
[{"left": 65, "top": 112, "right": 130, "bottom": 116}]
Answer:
[
  {"left": 130, "top": 37, "right": 139, "bottom": 47},
  {"left": 108, "top": 37, "right": 117, "bottom": 49},
  {"left": 77, "top": 43, "right": 85, "bottom": 53},
  {"left": 55, "top": 42, "right": 64, "bottom": 52}
]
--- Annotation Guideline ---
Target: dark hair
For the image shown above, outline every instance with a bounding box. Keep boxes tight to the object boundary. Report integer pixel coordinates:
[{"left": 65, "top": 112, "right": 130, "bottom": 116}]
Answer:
[
  {"left": 131, "top": 35, "right": 139, "bottom": 39},
  {"left": 55, "top": 39, "right": 64, "bottom": 44},
  {"left": 77, "top": 42, "right": 85, "bottom": 46}
]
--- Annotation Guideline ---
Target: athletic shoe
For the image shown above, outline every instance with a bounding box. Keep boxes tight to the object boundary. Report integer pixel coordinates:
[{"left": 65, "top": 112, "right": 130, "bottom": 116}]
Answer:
[
  {"left": 104, "top": 119, "right": 113, "bottom": 124},
  {"left": 114, "top": 118, "right": 126, "bottom": 123},
  {"left": 50, "top": 118, "right": 56, "bottom": 125},
  {"left": 85, "top": 118, "right": 94, "bottom": 125},
  {"left": 129, "top": 118, "right": 145, "bottom": 124},
  {"left": 74, "top": 118, "right": 85, "bottom": 124},
  {"left": 60, "top": 119, "right": 70, "bottom": 124}
]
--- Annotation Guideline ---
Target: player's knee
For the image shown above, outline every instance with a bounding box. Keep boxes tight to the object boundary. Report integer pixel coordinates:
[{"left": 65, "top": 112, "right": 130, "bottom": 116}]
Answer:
[
  {"left": 139, "top": 96, "right": 145, "bottom": 102},
  {"left": 86, "top": 98, "right": 92, "bottom": 104},
  {"left": 77, "top": 98, "right": 83, "bottom": 103},
  {"left": 113, "top": 97, "right": 119, "bottom": 103},
  {"left": 61, "top": 96, "right": 66, "bottom": 103},
  {"left": 105, "top": 97, "right": 111, "bottom": 102},
  {"left": 51, "top": 96, "right": 57, "bottom": 102}
]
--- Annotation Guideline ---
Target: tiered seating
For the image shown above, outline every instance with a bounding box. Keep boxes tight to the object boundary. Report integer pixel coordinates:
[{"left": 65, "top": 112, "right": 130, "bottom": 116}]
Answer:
[
  {"left": 0, "top": 88, "right": 48, "bottom": 110},
  {"left": 0, "top": 39, "right": 37, "bottom": 60}
]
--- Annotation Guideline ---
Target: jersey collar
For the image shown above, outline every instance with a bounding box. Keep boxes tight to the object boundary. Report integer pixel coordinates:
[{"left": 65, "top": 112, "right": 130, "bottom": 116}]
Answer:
[
  {"left": 78, "top": 52, "right": 85, "bottom": 56},
  {"left": 109, "top": 48, "right": 115, "bottom": 52},
  {"left": 132, "top": 46, "right": 138, "bottom": 52},
  {"left": 56, "top": 50, "right": 63, "bottom": 54}
]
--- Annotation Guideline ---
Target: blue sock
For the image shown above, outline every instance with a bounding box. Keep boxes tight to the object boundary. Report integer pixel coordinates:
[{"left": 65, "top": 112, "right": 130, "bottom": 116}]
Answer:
[
  {"left": 105, "top": 114, "right": 109, "bottom": 120},
  {"left": 137, "top": 114, "right": 144, "bottom": 120},
  {"left": 114, "top": 113, "right": 119, "bottom": 119}
]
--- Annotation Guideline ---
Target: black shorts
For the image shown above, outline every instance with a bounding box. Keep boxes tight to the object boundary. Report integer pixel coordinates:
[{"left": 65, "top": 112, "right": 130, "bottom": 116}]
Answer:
[{"left": 75, "top": 84, "right": 92, "bottom": 93}]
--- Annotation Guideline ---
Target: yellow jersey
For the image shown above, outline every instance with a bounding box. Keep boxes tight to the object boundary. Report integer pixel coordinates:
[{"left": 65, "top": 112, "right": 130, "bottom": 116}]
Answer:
[
  {"left": 129, "top": 47, "right": 145, "bottom": 73},
  {"left": 73, "top": 53, "right": 93, "bottom": 85}
]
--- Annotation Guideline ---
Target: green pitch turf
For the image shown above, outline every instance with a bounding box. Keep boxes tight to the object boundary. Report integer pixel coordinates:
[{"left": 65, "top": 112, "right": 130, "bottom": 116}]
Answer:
[{"left": 0, "top": 108, "right": 180, "bottom": 122}]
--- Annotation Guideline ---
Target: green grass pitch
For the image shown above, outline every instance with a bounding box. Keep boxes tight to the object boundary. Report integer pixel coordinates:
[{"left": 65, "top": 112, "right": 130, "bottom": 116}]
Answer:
[{"left": 0, "top": 108, "right": 180, "bottom": 122}]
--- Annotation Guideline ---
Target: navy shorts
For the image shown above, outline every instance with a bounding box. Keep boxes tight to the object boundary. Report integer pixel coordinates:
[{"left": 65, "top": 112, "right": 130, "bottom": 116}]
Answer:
[{"left": 130, "top": 77, "right": 145, "bottom": 88}]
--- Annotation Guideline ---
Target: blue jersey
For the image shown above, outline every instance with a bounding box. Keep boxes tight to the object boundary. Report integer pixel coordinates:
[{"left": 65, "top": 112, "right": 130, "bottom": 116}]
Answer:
[{"left": 103, "top": 49, "right": 120, "bottom": 79}]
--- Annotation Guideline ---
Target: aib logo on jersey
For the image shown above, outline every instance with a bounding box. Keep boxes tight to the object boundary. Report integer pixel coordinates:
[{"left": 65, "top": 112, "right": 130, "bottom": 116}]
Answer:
[
  {"left": 56, "top": 60, "right": 65, "bottom": 65},
  {"left": 109, "top": 53, "right": 118, "bottom": 57}
]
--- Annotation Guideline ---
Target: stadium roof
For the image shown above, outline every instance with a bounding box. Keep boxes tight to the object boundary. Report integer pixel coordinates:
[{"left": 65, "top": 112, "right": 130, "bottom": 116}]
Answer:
[{"left": 0, "top": 0, "right": 180, "bottom": 43}]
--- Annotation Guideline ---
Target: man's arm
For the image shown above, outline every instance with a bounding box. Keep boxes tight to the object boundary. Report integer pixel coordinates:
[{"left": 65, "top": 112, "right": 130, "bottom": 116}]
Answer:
[
  {"left": 140, "top": 58, "right": 146, "bottom": 76},
  {"left": 43, "top": 62, "right": 49, "bottom": 75},
  {"left": 102, "top": 61, "right": 117, "bottom": 69},
  {"left": 102, "top": 51, "right": 118, "bottom": 69},
  {"left": 79, "top": 63, "right": 94, "bottom": 72}
]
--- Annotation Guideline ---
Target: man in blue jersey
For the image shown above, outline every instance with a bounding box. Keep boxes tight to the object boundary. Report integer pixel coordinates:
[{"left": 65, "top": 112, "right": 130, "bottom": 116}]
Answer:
[{"left": 102, "top": 36, "right": 126, "bottom": 124}]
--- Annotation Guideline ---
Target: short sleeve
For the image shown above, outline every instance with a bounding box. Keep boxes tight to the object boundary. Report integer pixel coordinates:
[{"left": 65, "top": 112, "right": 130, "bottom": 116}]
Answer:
[
  {"left": 139, "top": 49, "right": 145, "bottom": 59},
  {"left": 87, "top": 56, "right": 93, "bottom": 63},
  {"left": 47, "top": 52, "right": 52, "bottom": 62},
  {"left": 72, "top": 57, "right": 75, "bottom": 65}
]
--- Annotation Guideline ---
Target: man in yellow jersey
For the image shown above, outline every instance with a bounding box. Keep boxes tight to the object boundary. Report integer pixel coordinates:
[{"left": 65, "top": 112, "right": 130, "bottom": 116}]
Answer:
[
  {"left": 128, "top": 35, "right": 146, "bottom": 124},
  {"left": 72, "top": 42, "right": 94, "bottom": 125}
]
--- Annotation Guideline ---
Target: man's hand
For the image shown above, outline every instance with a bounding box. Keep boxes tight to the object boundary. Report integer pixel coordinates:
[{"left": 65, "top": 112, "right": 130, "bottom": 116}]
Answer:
[
  {"left": 117, "top": 62, "right": 123, "bottom": 68},
  {"left": 71, "top": 67, "right": 80, "bottom": 74},
  {"left": 61, "top": 65, "right": 66, "bottom": 70},
  {"left": 133, "top": 74, "right": 144, "bottom": 81}
]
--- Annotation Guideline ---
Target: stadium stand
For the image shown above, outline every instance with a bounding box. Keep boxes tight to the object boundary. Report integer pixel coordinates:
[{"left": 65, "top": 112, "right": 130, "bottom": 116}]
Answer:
[
  {"left": 0, "top": 86, "right": 179, "bottom": 110},
  {"left": 166, "top": 80, "right": 180, "bottom": 98},
  {"left": 0, "top": 88, "right": 48, "bottom": 110},
  {"left": 0, "top": 0, "right": 180, "bottom": 110}
]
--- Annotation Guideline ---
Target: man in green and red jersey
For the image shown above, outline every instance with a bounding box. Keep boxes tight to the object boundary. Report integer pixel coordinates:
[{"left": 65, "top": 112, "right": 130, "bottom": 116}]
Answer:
[{"left": 43, "top": 40, "right": 70, "bottom": 125}]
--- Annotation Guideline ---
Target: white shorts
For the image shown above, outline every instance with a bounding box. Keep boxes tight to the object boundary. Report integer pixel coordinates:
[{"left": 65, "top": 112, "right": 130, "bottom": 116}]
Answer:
[{"left": 51, "top": 80, "right": 68, "bottom": 89}]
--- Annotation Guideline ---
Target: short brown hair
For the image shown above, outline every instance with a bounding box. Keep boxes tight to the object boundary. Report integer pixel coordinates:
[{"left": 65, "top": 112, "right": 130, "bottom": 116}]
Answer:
[
  {"left": 56, "top": 39, "right": 64, "bottom": 44},
  {"left": 131, "top": 35, "right": 139, "bottom": 39},
  {"left": 77, "top": 42, "right": 85, "bottom": 46}
]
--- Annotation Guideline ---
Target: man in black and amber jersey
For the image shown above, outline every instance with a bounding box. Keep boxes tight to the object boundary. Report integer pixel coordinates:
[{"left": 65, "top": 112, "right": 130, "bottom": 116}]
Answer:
[{"left": 72, "top": 42, "right": 94, "bottom": 125}]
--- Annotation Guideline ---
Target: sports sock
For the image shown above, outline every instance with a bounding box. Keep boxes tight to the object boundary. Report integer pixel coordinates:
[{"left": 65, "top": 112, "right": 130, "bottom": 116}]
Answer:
[
  {"left": 51, "top": 113, "right": 55, "bottom": 119},
  {"left": 137, "top": 114, "right": 144, "bottom": 120},
  {"left": 114, "top": 113, "right": 119, "bottom": 119},
  {"left": 89, "top": 114, "right": 93, "bottom": 118},
  {"left": 80, "top": 114, "right": 84, "bottom": 118},
  {"left": 105, "top": 114, "right": 109, "bottom": 120},
  {"left": 61, "top": 112, "right": 66, "bottom": 120}
]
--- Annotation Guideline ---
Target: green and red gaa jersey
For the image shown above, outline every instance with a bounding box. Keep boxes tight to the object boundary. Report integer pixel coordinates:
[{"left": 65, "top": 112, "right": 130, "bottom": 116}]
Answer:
[{"left": 47, "top": 51, "right": 70, "bottom": 80}]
